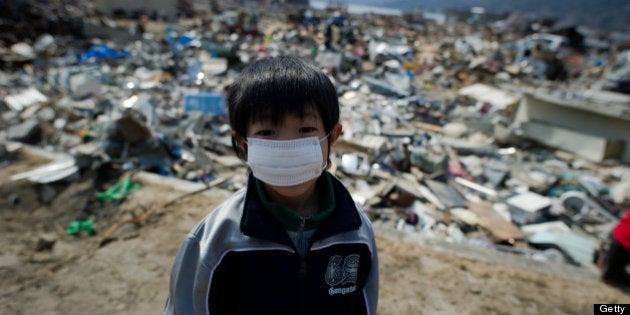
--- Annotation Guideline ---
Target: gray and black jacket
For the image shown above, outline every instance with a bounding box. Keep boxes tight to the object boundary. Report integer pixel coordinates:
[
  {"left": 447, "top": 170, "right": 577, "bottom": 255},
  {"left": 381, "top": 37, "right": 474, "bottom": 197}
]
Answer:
[{"left": 165, "top": 172, "right": 379, "bottom": 315}]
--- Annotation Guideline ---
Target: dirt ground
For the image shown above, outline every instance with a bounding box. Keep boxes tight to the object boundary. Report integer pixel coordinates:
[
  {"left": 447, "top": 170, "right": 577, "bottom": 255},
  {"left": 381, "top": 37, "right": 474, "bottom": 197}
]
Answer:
[{"left": 1, "top": 148, "right": 629, "bottom": 315}]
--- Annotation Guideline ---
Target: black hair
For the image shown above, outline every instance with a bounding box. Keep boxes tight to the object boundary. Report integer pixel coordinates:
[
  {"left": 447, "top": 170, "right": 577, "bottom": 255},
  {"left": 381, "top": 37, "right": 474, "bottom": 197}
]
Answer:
[{"left": 227, "top": 55, "right": 340, "bottom": 160}]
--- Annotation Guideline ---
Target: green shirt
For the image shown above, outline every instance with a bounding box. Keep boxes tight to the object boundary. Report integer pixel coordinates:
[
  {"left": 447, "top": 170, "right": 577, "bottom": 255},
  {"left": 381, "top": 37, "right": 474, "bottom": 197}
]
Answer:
[{"left": 254, "top": 172, "right": 335, "bottom": 232}]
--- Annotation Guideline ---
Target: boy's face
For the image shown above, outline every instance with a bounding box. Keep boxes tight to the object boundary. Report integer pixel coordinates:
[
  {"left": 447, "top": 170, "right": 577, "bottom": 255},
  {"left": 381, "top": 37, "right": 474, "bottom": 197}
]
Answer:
[{"left": 243, "top": 107, "right": 341, "bottom": 196}]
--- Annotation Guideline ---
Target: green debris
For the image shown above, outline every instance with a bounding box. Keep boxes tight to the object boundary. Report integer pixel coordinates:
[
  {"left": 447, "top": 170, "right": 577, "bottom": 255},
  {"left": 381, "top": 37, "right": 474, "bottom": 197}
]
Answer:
[
  {"left": 96, "top": 178, "right": 141, "bottom": 201},
  {"left": 66, "top": 220, "right": 95, "bottom": 236}
]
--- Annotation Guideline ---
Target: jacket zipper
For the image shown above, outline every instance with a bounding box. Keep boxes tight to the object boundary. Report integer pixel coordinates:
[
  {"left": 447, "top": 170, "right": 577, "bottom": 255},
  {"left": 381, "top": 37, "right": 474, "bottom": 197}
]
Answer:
[
  {"left": 297, "top": 215, "right": 311, "bottom": 315},
  {"left": 297, "top": 215, "right": 311, "bottom": 278}
]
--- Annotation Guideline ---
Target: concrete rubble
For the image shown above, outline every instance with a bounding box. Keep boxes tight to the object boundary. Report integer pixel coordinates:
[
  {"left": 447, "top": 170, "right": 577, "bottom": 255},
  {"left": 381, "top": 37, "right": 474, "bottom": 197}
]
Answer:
[{"left": 2, "top": 0, "right": 630, "bottom": 270}]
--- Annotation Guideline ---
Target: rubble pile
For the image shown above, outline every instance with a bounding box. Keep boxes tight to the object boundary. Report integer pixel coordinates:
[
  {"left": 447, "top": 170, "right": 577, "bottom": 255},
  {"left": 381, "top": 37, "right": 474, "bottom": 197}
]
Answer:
[{"left": 2, "top": 0, "right": 630, "bottom": 269}]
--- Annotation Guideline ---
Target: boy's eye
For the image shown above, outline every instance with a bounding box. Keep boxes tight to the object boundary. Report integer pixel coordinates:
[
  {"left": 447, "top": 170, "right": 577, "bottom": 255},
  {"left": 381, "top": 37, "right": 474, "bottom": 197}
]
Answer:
[
  {"left": 255, "top": 130, "right": 275, "bottom": 137},
  {"left": 299, "top": 127, "right": 317, "bottom": 133}
]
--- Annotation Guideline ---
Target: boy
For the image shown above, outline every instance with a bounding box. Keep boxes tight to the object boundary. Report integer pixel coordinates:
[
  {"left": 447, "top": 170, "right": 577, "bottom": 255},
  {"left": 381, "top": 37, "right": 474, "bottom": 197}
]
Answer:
[{"left": 165, "top": 55, "right": 379, "bottom": 315}]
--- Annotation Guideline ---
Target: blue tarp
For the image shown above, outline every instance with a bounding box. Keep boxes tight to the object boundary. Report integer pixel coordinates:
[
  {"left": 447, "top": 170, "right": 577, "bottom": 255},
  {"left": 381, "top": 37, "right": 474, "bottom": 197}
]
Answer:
[
  {"left": 183, "top": 93, "right": 227, "bottom": 116},
  {"left": 79, "top": 45, "right": 129, "bottom": 63}
]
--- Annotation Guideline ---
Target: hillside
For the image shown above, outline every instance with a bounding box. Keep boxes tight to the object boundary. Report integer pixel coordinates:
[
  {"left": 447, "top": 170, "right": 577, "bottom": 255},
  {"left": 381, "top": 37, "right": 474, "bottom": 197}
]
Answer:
[{"left": 341, "top": 0, "right": 630, "bottom": 32}]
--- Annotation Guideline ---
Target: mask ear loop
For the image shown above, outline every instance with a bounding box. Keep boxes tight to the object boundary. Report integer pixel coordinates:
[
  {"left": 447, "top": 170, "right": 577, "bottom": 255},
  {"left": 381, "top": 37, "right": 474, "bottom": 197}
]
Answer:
[
  {"left": 238, "top": 136, "right": 248, "bottom": 147},
  {"left": 232, "top": 133, "right": 248, "bottom": 160},
  {"left": 319, "top": 131, "right": 332, "bottom": 142},
  {"left": 320, "top": 131, "right": 333, "bottom": 170}
]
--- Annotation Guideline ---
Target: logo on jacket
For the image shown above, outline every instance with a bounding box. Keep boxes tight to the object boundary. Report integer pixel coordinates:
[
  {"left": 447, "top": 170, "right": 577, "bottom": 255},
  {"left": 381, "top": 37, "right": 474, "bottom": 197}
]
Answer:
[{"left": 325, "top": 254, "right": 359, "bottom": 295}]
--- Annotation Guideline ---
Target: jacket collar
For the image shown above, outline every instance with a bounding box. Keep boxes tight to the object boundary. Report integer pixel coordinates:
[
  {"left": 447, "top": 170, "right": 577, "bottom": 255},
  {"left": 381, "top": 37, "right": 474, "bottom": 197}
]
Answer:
[
  {"left": 254, "top": 174, "right": 335, "bottom": 232},
  {"left": 240, "top": 172, "right": 362, "bottom": 245}
]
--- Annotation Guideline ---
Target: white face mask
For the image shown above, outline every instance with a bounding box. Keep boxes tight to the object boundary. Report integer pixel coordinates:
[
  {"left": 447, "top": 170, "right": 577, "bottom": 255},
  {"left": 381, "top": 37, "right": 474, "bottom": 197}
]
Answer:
[{"left": 246, "top": 135, "right": 328, "bottom": 186}]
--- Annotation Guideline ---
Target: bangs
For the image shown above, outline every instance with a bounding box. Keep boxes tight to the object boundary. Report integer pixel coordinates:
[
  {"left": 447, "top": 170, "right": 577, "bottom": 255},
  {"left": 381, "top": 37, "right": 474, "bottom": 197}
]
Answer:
[
  {"left": 228, "top": 56, "right": 339, "bottom": 136},
  {"left": 249, "top": 102, "right": 317, "bottom": 126}
]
